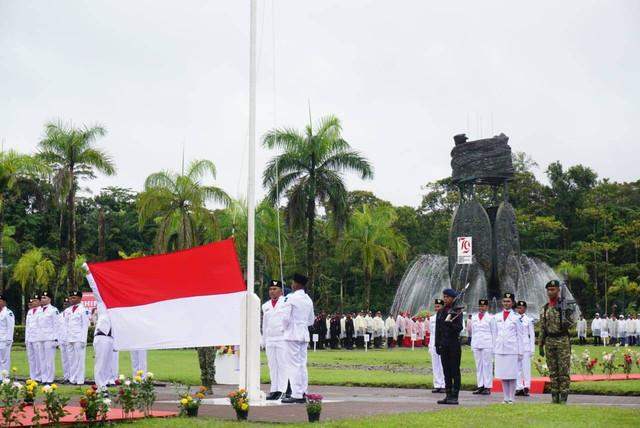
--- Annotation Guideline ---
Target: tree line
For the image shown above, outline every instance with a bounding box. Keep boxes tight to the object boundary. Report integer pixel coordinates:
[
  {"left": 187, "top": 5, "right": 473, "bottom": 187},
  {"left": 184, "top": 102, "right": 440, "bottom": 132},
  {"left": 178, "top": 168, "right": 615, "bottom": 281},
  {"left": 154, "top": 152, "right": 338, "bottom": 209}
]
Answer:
[{"left": 2, "top": 118, "right": 639, "bottom": 323}]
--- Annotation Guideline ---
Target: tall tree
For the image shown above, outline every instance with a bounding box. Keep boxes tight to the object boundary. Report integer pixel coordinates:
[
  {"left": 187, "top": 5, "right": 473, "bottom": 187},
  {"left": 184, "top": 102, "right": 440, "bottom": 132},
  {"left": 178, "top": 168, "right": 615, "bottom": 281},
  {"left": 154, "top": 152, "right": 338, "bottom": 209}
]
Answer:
[
  {"left": 337, "top": 204, "right": 408, "bottom": 310},
  {"left": 37, "top": 121, "right": 115, "bottom": 292},
  {"left": 137, "top": 159, "right": 230, "bottom": 253},
  {"left": 0, "top": 149, "right": 49, "bottom": 292},
  {"left": 262, "top": 115, "right": 373, "bottom": 296}
]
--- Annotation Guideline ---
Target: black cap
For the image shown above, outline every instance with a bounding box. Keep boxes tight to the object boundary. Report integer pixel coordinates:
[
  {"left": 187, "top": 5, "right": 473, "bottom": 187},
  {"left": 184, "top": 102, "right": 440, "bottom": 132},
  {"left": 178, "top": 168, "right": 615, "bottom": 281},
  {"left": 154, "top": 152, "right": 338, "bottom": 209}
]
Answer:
[
  {"left": 41, "top": 291, "right": 52, "bottom": 298},
  {"left": 546, "top": 280, "right": 560, "bottom": 289},
  {"left": 503, "top": 292, "right": 515, "bottom": 300},
  {"left": 64, "top": 298, "right": 69, "bottom": 302},
  {"left": 478, "top": 299, "right": 489, "bottom": 306},
  {"left": 69, "top": 290, "right": 83, "bottom": 298},
  {"left": 435, "top": 298, "right": 444, "bottom": 305},
  {"left": 32, "top": 294, "right": 41, "bottom": 300},
  {"left": 517, "top": 301, "right": 527, "bottom": 307},
  {"left": 293, "top": 273, "right": 308, "bottom": 286},
  {"left": 270, "top": 280, "right": 283, "bottom": 289}
]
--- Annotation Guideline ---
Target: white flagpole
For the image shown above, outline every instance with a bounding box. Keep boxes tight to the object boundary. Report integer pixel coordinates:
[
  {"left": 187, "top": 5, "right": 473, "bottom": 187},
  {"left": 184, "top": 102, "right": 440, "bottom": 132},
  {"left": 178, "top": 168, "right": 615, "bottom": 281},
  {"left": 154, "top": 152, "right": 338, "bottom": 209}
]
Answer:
[{"left": 239, "top": 0, "right": 264, "bottom": 404}]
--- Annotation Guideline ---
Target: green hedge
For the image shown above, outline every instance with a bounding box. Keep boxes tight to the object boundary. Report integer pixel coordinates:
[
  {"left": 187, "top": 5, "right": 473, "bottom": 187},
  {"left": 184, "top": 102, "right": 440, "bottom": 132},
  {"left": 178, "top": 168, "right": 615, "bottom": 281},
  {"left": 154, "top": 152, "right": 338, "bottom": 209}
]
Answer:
[{"left": 12, "top": 326, "right": 96, "bottom": 344}]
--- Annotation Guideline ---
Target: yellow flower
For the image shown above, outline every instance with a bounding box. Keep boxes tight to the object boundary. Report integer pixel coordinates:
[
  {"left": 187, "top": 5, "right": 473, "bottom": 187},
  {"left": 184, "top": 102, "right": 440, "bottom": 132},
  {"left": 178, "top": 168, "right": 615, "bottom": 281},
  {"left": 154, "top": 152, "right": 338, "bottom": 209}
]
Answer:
[
  {"left": 26, "top": 385, "right": 34, "bottom": 392},
  {"left": 40, "top": 387, "right": 46, "bottom": 394},
  {"left": 32, "top": 382, "right": 38, "bottom": 387},
  {"left": 137, "top": 370, "right": 143, "bottom": 375},
  {"left": 51, "top": 384, "right": 57, "bottom": 390},
  {"left": 134, "top": 376, "right": 142, "bottom": 382},
  {"left": 239, "top": 389, "right": 246, "bottom": 394},
  {"left": 187, "top": 396, "right": 193, "bottom": 402},
  {"left": 11, "top": 366, "right": 17, "bottom": 372},
  {"left": 180, "top": 398, "right": 188, "bottom": 405},
  {"left": 86, "top": 389, "right": 93, "bottom": 395},
  {"left": 241, "top": 403, "right": 248, "bottom": 411},
  {"left": 26, "top": 380, "right": 33, "bottom": 385}
]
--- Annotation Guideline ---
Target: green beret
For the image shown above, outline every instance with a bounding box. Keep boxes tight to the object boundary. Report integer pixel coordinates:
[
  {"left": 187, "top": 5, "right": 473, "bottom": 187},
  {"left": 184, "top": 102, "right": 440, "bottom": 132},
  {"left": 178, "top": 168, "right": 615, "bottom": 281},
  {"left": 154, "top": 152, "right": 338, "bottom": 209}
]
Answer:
[{"left": 546, "top": 280, "right": 560, "bottom": 289}]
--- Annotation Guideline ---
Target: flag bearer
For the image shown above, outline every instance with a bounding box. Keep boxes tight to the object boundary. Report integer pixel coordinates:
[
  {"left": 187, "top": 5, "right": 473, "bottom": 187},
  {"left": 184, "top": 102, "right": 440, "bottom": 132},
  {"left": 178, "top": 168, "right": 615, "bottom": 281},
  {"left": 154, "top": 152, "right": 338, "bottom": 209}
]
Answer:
[
  {"left": 261, "top": 280, "right": 287, "bottom": 400},
  {"left": 67, "top": 291, "right": 90, "bottom": 385},
  {"left": 26, "top": 295, "right": 41, "bottom": 381},
  {"left": 0, "top": 295, "right": 15, "bottom": 378},
  {"left": 471, "top": 299, "right": 496, "bottom": 395},
  {"left": 37, "top": 291, "right": 59, "bottom": 384},
  {"left": 515, "top": 301, "right": 535, "bottom": 397}
]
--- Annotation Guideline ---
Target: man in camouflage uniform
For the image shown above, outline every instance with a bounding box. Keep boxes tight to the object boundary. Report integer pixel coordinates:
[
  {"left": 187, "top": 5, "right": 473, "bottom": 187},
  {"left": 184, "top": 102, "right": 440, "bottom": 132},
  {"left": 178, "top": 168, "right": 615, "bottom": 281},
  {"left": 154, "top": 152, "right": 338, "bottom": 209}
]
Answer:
[
  {"left": 197, "top": 347, "right": 216, "bottom": 394},
  {"left": 539, "top": 279, "right": 575, "bottom": 404}
]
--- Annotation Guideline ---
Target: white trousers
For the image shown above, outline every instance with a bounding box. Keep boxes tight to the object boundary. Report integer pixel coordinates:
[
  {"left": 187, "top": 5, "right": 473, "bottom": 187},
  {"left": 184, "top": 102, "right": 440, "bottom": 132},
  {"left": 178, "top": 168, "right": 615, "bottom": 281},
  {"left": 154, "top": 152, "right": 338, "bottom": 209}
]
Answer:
[
  {"left": 266, "top": 340, "right": 288, "bottom": 393},
  {"left": 429, "top": 347, "right": 445, "bottom": 388},
  {"left": 68, "top": 342, "right": 87, "bottom": 385},
  {"left": 94, "top": 336, "right": 114, "bottom": 390},
  {"left": 502, "top": 378, "right": 517, "bottom": 402},
  {"left": 473, "top": 348, "right": 494, "bottom": 388},
  {"left": 26, "top": 342, "right": 40, "bottom": 381},
  {"left": 0, "top": 341, "right": 11, "bottom": 378},
  {"left": 130, "top": 350, "right": 147, "bottom": 378},
  {"left": 60, "top": 343, "right": 70, "bottom": 380},
  {"left": 112, "top": 350, "right": 119, "bottom": 383},
  {"left": 38, "top": 341, "right": 56, "bottom": 383},
  {"left": 285, "top": 340, "right": 308, "bottom": 399},
  {"left": 517, "top": 352, "right": 532, "bottom": 390}
]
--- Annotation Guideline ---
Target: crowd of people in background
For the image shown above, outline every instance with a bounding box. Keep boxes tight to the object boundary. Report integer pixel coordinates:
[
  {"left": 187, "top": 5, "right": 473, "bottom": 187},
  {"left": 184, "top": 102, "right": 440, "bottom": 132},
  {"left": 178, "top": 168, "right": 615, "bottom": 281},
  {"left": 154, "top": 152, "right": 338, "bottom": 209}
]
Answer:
[{"left": 583, "top": 313, "right": 640, "bottom": 346}]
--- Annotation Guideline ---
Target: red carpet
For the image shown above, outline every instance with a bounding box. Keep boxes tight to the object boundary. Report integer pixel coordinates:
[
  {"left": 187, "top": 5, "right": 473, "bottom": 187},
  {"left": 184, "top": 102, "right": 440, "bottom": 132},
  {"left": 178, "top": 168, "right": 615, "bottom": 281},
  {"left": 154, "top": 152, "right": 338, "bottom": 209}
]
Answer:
[
  {"left": 3, "top": 406, "right": 176, "bottom": 426},
  {"left": 491, "top": 373, "right": 640, "bottom": 394}
]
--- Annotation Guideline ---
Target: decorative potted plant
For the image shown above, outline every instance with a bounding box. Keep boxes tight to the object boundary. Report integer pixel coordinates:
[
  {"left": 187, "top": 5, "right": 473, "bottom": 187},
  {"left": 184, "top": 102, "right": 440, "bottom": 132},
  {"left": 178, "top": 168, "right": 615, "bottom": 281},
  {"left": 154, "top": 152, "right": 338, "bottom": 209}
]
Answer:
[
  {"left": 306, "top": 394, "right": 323, "bottom": 422},
  {"left": 178, "top": 386, "right": 206, "bottom": 417},
  {"left": 23, "top": 379, "right": 37, "bottom": 406},
  {"left": 226, "top": 388, "right": 249, "bottom": 420},
  {"left": 78, "top": 385, "right": 111, "bottom": 422},
  {"left": 116, "top": 375, "right": 139, "bottom": 419},
  {"left": 39, "top": 384, "right": 70, "bottom": 425},
  {"left": 0, "top": 369, "right": 26, "bottom": 427},
  {"left": 136, "top": 371, "right": 157, "bottom": 416}
]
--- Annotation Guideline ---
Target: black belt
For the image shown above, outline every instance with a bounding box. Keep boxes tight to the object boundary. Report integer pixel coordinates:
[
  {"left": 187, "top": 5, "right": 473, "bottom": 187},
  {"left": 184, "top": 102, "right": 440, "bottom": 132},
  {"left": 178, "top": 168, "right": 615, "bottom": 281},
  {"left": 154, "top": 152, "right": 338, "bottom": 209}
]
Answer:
[
  {"left": 95, "top": 332, "right": 111, "bottom": 337},
  {"left": 546, "top": 331, "right": 569, "bottom": 338}
]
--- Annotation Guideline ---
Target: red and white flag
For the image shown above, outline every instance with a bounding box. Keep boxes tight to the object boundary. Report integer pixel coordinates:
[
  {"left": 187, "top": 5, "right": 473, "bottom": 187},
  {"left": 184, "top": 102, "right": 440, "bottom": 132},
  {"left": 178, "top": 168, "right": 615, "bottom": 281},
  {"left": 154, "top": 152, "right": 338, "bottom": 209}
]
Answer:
[{"left": 86, "top": 239, "right": 246, "bottom": 351}]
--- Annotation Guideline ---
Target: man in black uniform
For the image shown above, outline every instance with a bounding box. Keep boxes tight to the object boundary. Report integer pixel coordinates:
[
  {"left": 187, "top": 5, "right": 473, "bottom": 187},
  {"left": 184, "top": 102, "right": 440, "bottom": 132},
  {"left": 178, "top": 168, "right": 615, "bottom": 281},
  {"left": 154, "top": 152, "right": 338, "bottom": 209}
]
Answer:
[
  {"left": 344, "top": 313, "right": 355, "bottom": 350},
  {"left": 330, "top": 313, "right": 341, "bottom": 349},
  {"left": 435, "top": 288, "right": 464, "bottom": 405},
  {"left": 313, "top": 312, "right": 326, "bottom": 350}
]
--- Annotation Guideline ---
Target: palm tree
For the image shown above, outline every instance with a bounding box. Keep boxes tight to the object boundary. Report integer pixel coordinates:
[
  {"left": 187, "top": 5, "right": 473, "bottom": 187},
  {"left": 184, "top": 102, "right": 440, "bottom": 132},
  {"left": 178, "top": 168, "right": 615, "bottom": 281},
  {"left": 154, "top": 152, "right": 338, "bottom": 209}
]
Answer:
[
  {"left": 13, "top": 248, "right": 55, "bottom": 322},
  {"left": 37, "top": 120, "right": 116, "bottom": 292},
  {"left": 137, "top": 159, "right": 230, "bottom": 253},
  {"left": 338, "top": 204, "right": 408, "bottom": 310},
  {"left": 262, "top": 115, "right": 373, "bottom": 296},
  {"left": 218, "top": 198, "right": 287, "bottom": 300},
  {"left": 0, "top": 149, "right": 50, "bottom": 292}
]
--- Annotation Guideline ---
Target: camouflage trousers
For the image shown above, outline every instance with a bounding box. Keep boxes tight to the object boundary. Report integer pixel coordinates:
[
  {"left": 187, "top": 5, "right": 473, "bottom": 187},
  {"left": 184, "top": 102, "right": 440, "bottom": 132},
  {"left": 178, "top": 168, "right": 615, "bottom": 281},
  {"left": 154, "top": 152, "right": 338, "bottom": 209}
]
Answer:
[
  {"left": 197, "top": 347, "right": 217, "bottom": 391},
  {"left": 545, "top": 337, "right": 571, "bottom": 393}
]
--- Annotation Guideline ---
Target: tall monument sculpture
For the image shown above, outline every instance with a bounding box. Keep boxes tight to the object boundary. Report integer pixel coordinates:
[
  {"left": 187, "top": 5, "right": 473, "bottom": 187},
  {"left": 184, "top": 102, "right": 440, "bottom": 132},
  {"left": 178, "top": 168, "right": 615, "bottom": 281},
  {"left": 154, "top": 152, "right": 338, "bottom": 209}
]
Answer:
[{"left": 448, "top": 133, "right": 520, "bottom": 299}]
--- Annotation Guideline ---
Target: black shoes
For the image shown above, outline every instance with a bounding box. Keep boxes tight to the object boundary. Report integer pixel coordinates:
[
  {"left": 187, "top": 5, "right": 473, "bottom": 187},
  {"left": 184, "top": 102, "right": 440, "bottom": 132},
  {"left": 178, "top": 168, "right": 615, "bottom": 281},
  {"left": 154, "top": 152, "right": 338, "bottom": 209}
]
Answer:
[
  {"left": 431, "top": 388, "right": 446, "bottom": 393},
  {"left": 515, "top": 389, "right": 525, "bottom": 396},
  {"left": 447, "top": 389, "right": 459, "bottom": 405},
  {"left": 480, "top": 387, "right": 491, "bottom": 395},
  {"left": 281, "top": 396, "right": 306, "bottom": 404},
  {"left": 472, "top": 387, "right": 483, "bottom": 395},
  {"left": 437, "top": 389, "right": 451, "bottom": 404},
  {"left": 266, "top": 392, "right": 282, "bottom": 401},
  {"left": 523, "top": 387, "right": 530, "bottom": 396}
]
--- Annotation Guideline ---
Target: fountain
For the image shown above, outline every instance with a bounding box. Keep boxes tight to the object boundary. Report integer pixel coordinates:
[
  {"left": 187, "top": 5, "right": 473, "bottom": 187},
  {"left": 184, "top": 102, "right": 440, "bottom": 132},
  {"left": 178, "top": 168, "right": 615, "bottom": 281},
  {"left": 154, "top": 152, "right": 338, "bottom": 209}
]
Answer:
[{"left": 390, "top": 133, "right": 577, "bottom": 318}]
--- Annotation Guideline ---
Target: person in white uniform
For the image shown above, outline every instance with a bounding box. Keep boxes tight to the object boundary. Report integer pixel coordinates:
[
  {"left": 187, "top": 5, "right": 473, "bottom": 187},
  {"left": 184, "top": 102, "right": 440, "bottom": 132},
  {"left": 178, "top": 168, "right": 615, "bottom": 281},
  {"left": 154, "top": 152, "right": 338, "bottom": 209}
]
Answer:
[
  {"left": 515, "top": 301, "right": 535, "bottom": 397},
  {"left": 471, "top": 299, "right": 496, "bottom": 395},
  {"left": 66, "top": 291, "right": 90, "bottom": 385},
  {"left": 600, "top": 314, "right": 610, "bottom": 346},
  {"left": 494, "top": 292, "right": 523, "bottom": 404},
  {"left": 429, "top": 298, "right": 446, "bottom": 394},
  {"left": 385, "top": 313, "right": 396, "bottom": 348},
  {"left": 634, "top": 314, "right": 640, "bottom": 347},
  {"left": 591, "top": 313, "right": 602, "bottom": 346},
  {"left": 396, "top": 310, "right": 405, "bottom": 347},
  {"left": 59, "top": 298, "right": 71, "bottom": 384},
  {"left": 0, "top": 295, "right": 15, "bottom": 378},
  {"left": 25, "top": 295, "right": 41, "bottom": 382},
  {"left": 281, "top": 273, "right": 315, "bottom": 404},
  {"left": 373, "top": 312, "right": 385, "bottom": 349},
  {"left": 576, "top": 314, "right": 587, "bottom": 346},
  {"left": 618, "top": 315, "right": 627, "bottom": 346},
  {"left": 626, "top": 315, "right": 636, "bottom": 347},
  {"left": 261, "top": 280, "right": 287, "bottom": 401},
  {"left": 93, "top": 309, "right": 115, "bottom": 391},
  {"left": 354, "top": 311, "right": 365, "bottom": 349},
  {"left": 131, "top": 350, "right": 147, "bottom": 379},
  {"left": 36, "top": 290, "right": 60, "bottom": 384}
]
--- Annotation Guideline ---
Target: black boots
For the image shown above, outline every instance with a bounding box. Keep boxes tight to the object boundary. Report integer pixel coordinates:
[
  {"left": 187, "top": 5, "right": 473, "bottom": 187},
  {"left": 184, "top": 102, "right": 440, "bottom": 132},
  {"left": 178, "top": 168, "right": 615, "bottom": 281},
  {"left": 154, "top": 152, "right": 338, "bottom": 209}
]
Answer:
[
  {"left": 437, "top": 388, "right": 459, "bottom": 405},
  {"left": 431, "top": 387, "right": 446, "bottom": 393},
  {"left": 266, "top": 391, "right": 282, "bottom": 400},
  {"left": 472, "top": 386, "right": 483, "bottom": 395}
]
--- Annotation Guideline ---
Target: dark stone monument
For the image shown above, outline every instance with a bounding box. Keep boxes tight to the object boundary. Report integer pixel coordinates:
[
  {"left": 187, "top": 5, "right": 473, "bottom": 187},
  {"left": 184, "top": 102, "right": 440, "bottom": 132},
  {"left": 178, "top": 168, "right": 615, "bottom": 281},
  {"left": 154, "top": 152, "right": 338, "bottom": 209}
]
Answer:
[{"left": 448, "top": 133, "right": 519, "bottom": 299}]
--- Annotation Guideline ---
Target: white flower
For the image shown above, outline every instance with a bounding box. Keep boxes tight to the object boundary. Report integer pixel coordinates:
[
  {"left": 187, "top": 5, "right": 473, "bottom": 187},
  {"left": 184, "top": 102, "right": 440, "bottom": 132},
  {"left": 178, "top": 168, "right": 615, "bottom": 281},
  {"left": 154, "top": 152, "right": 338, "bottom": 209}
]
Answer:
[
  {"left": 1, "top": 370, "right": 7, "bottom": 377},
  {"left": 103, "top": 398, "right": 112, "bottom": 406},
  {"left": 146, "top": 372, "right": 154, "bottom": 379},
  {"left": 2, "top": 379, "right": 10, "bottom": 385},
  {"left": 12, "top": 382, "right": 23, "bottom": 390},
  {"left": 125, "top": 381, "right": 131, "bottom": 386},
  {"left": 42, "top": 385, "right": 53, "bottom": 394},
  {"left": 119, "top": 374, "right": 126, "bottom": 381}
]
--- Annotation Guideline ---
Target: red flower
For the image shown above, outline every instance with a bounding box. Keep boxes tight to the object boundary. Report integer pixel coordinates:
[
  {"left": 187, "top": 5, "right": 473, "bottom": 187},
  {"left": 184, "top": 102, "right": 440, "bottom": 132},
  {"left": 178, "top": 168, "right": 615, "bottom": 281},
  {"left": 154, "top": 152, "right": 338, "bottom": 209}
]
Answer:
[
  {"left": 538, "top": 359, "right": 542, "bottom": 363},
  {"left": 20, "top": 402, "right": 27, "bottom": 408},
  {"left": 118, "top": 390, "right": 124, "bottom": 396},
  {"left": 79, "top": 398, "right": 87, "bottom": 408},
  {"left": 115, "top": 380, "right": 121, "bottom": 386},
  {"left": 92, "top": 384, "right": 98, "bottom": 391}
]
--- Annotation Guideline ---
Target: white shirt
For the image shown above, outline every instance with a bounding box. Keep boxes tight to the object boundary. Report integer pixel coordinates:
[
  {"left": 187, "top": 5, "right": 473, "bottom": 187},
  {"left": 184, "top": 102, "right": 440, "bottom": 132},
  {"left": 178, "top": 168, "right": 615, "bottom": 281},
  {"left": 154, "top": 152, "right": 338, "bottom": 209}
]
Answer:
[
  {"left": 66, "top": 304, "right": 90, "bottom": 344},
  {"left": 626, "top": 319, "right": 635, "bottom": 335},
  {"left": 354, "top": 315, "right": 366, "bottom": 336},
  {"left": 36, "top": 304, "right": 60, "bottom": 341},
  {"left": 576, "top": 319, "right": 587, "bottom": 335},
  {"left": 494, "top": 310, "right": 523, "bottom": 356},
  {"left": 396, "top": 314, "right": 405, "bottom": 334},
  {"left": 0, "top": 306, "right": 15, "bottom": 342},
  {"left": 471, "top": 311, "right": 496, "bottom": 350},
  {"left": 618, "top": 319, "right": 627, "bottom": 335},
  {"left": 428, "top": 316, "right": 437, "bottom": 350},
  {"left": 59, "top": 307, "right": 70, "bottom": 344},
  {"left": 518, "top": 313, "right": 536, "bottom": 353},
  {"left": 373, "top": 316, "right": 385, "bottom": 337},
  {"left": 365, "top": 315, "right": 374, "bottom": 333},
  {"left": 261, "top": 295, "right": 285, "bottom": 344},
  {"left": 591, "top": 318, "right": 602, "bottom": 331},
  {"left": 25, "top": 307, "right": 39, "bottom": 343},
  {"left": 635, "top": 319, "right": 640, "bottom": 335},
  {"left": 385, "top": 317, "right": 396, "bottom": 338},
  {"left": 281, "top": 289, "right": 314, "bottom": 343}
]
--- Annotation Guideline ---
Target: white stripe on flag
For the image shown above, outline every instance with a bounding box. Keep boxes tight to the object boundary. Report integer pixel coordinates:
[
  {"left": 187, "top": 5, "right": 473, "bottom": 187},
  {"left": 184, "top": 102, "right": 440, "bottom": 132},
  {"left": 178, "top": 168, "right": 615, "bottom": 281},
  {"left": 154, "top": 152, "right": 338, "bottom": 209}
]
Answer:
[{"left": 108, "top": 292, "right": 246, "bottom": 351}]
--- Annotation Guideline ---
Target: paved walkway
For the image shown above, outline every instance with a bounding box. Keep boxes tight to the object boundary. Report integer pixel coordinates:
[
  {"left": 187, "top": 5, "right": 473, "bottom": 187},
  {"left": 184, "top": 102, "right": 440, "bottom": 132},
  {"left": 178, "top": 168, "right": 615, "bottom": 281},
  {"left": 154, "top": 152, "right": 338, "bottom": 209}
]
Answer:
[{"left": 152, "top": 384, "right": 640, "bottom": 423}]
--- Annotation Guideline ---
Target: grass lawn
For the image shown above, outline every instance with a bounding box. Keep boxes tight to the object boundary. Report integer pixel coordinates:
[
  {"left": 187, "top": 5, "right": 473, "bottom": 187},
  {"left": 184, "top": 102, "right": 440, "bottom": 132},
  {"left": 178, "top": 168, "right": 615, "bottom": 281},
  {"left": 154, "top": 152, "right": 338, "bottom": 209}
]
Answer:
[
  {"left": 121, "top": 404, "right": 640, "bottom": 427},
  {"left": 8, "top": 344, "right": 640, "bottom": 395}
]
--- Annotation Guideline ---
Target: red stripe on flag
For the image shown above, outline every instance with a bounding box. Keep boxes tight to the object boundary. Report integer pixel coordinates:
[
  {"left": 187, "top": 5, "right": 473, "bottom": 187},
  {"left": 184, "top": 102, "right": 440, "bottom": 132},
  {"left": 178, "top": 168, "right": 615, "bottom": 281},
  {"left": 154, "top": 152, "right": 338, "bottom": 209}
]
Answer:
[{"left": 87, "top": 239, "right": 246, "bottom": 308}]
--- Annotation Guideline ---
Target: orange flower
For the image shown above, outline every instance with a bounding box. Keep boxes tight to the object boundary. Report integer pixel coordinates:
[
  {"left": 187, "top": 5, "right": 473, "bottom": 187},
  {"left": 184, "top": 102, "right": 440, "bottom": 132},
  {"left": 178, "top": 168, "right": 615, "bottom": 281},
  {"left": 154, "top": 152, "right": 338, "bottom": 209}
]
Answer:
[
  {"left": 200, "top": 386, "right": 207, "bottom": 392},
  {"left": 197, "top": 393, "right": 205, "bottom": 399}
]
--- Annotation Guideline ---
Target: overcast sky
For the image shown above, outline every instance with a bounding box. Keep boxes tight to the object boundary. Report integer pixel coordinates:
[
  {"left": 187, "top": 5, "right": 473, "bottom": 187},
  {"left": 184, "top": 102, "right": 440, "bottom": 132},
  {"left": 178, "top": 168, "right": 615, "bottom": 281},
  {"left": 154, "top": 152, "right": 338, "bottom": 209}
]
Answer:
[{"left": 2, "top": 0, "right": 639, "bottom": 208}]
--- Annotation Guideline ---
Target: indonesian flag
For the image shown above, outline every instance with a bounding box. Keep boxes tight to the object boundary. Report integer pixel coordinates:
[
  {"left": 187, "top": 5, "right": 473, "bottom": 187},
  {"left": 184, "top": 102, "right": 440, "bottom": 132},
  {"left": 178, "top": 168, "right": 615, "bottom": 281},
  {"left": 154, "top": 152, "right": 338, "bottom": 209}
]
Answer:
[{"left": 86, "top": 239, "right": 246, "bottom": 351}]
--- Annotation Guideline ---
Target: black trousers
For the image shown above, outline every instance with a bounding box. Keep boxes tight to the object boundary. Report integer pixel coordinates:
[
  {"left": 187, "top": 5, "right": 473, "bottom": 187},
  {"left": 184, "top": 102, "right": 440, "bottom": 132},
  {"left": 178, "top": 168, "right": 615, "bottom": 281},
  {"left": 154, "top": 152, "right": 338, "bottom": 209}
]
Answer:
[
  {"left": 441, "top": 345, "right": 461, "bottom": 391},
  {"left": 374, "top": 336, "right": 382, "bottom": 348},
  {"left": 345, "top": 335, "right": 353, "bottom": 349},
  {"left": 397, "top": 334, "right": 404, "bottom": 347},
  {"left": 330, "top": 336, "right": 339, "bottom": 349},
  {"left": 356, "top": 336, "right": 364, "bottom": 348},
  {"left": 387, "top": 337, "right": 394, "bottom": 348}
]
